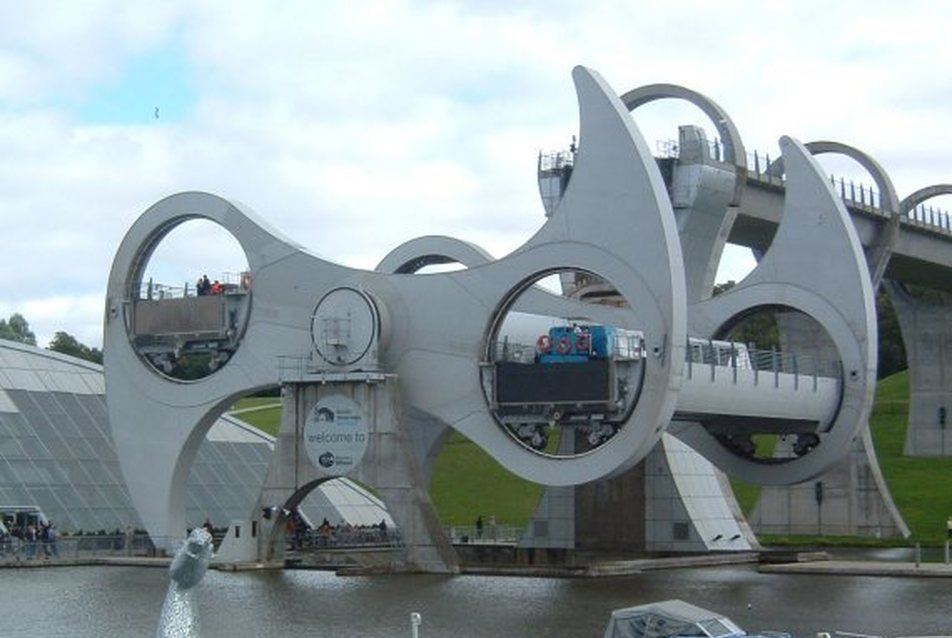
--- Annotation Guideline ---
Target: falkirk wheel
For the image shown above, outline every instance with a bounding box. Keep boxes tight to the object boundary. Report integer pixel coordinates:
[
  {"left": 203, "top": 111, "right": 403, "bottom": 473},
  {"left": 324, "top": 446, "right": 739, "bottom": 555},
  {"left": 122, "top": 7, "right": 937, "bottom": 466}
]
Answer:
[{"left": 103, "top": 66, "right": 876, "bottom": 570}]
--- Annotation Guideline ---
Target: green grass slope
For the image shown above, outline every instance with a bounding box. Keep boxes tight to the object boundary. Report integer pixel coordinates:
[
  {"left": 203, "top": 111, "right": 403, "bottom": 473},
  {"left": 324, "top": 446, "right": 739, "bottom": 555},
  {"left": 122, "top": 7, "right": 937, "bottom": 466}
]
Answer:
[
  {"left": 869, "top": 370, "right": 952, "bottom": 545},
  {"left": 429, "top": 431, "right": 543, "bottom": 527}
]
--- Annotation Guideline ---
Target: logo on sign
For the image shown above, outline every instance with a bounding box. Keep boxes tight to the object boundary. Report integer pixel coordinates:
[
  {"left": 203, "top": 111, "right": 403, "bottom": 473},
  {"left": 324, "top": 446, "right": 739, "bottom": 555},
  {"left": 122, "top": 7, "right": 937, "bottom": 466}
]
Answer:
[{"left": 303, "top": 395, "right": 368, "bottom": 476}]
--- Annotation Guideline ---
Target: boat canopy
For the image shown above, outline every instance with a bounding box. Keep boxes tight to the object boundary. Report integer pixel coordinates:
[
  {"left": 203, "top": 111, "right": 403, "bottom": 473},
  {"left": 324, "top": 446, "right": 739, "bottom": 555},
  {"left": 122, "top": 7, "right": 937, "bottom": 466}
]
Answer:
[{"left": 603, "top": 600, "right": 746, "bottom": 638}]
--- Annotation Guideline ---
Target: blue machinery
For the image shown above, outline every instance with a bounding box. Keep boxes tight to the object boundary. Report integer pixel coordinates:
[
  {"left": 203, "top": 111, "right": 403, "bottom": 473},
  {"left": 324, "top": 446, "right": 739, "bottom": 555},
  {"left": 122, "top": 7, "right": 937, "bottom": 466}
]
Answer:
[{"left": 104, "top": 67, "right": 880, "bottom": 568}]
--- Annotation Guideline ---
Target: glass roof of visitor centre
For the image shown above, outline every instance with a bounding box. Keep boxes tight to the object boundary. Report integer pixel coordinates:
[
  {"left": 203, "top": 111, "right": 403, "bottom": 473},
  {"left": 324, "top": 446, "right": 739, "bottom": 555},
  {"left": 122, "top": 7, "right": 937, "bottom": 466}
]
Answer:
[{"left": 0, "top": 339, "right": 390, "bottom": 535}]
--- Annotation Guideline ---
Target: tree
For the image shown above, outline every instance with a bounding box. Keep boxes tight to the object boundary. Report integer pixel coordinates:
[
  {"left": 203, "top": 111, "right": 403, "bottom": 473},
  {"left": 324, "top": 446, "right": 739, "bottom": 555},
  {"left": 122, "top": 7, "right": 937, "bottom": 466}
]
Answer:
[
  {"left": 48, "top": 331, "right": 103, "bottom": 364},
  {"left": 711, "top": 281, "right": 780, "bottom": 350},
  {"left": 713, "top": 281, "right": 908, "bottom": 379},
  {"left": 0, "top": 313, "right": 36, "bottom": 345},
  {"left": 876, "top": 290, "right": 906, "bottom": 379}
]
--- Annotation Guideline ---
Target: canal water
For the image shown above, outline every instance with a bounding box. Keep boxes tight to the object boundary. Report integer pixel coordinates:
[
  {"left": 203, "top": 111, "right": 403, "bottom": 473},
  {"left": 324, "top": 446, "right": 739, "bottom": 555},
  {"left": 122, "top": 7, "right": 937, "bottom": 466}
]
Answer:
[{"left": 4, "top": 562, "right": 951, "bottom": 637}]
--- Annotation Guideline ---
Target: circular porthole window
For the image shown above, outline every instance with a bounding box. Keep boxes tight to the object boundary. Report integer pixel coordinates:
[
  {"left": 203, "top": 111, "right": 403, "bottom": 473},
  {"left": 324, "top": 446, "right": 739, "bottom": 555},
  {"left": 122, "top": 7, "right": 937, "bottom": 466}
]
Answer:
[
  {"left": 482, "top": 268, "right": 647, "bottom": 457},
  {"left": 130, "top": 218, "right": 251, "bottom": 381}
]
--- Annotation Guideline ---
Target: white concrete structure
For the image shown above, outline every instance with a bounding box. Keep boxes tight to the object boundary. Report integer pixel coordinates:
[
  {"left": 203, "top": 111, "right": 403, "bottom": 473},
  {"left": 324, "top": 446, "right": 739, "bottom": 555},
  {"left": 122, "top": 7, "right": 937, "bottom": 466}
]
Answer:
[{"left": 104, "top": 66, "right": 878, "bottom": 566}]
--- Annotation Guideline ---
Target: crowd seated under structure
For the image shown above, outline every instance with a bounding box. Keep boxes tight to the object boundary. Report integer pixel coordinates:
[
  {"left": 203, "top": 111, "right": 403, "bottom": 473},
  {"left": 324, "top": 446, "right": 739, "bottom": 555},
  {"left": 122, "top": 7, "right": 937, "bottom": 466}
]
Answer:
[{"left": 286, "top": 515, "right": 397, "bottom": 551}]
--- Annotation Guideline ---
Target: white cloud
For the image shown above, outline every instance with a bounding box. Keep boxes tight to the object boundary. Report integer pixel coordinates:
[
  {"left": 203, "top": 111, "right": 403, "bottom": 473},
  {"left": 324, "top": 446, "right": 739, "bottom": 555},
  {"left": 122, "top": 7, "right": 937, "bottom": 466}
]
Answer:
[
  {"left": 1, "top": 0, "right": 951, "bottom": 350},
  {"left": 0, "top": 2, "right": 187, "bottom": 104}
]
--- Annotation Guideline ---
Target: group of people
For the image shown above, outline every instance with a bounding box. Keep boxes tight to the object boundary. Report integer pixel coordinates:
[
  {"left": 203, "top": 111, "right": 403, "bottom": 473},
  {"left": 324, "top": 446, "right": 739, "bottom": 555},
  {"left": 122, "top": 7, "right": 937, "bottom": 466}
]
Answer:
[
  {"left": 195, "top": 274, "right": 225, "bottom": 296},
  {"left": 286, "top": 515, "right": 392, "bottom": 550},
  {"left": 0, "top": 519, "right": 58, "bottom": 559}
]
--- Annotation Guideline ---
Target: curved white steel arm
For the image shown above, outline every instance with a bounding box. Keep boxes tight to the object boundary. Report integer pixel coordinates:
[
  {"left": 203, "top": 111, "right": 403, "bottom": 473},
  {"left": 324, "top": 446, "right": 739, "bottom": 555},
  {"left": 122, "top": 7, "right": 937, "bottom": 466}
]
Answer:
[{"left": 681, "top": 136, "right": 878, "bottom": 485}]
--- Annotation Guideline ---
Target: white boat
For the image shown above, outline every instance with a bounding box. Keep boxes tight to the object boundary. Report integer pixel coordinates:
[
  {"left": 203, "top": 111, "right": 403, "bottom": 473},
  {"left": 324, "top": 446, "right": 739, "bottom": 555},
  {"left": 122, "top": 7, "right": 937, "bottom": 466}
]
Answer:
[
  {"left": 602, "top": 600, "right": 789, "bottom": 638},
  {"left": 602, "top": 601, "right": 951, "bottom": 638}
]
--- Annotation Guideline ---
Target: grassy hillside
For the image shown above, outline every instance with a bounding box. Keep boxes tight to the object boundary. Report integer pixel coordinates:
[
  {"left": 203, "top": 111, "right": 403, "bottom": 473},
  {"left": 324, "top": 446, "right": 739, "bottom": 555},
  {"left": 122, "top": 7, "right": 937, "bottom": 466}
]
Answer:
[
  {"left": 732, "top": 370, "right": 952, "bottom": 545},
  {"left": 429, "top": 431, "right": 543, "bottom": 527},
  {"left": 232, "top": 371, "right": 952, "bottom": 544},
  {"left": 869, "top": 370, "right": 952, "bottom": 544},
  {"left": 231, "top": 399, "right": 282, "bottom": 436}
]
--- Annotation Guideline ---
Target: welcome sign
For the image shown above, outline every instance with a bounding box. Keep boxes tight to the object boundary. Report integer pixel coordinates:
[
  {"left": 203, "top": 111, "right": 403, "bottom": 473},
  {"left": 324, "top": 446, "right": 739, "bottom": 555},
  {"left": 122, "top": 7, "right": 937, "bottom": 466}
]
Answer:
[{"left": 303, "top": 394, "right": 369, "bottom": 476}]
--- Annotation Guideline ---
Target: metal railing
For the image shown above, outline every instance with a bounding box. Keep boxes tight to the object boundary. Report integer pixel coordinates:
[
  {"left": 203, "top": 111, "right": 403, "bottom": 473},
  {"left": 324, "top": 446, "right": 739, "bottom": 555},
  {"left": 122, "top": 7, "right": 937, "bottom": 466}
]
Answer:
[
  {"left": 655, "top": 139, "right": 952, "bottom": 234},
  {"left": 656, "top": 138, "right": 726, "bottom": 162},
  {"left": 275, "top": 354, "right": 387, "bottom": 384},
  {"left": 138, "top": 272, "right": 251, "bottom": 301},
  {"left": 287, "top": 527, "right": 403, "bottom": 551},
  {"left": 548, "top": 138, "right": 952, "bottom": 236},
  {"left": 0, "top": 533, "right": 160, "bottom": 563},
  {"left": 685, "top": 341, "right": 841, "bottom": 392},
  {"left": 492, "top": 338, "right": 840, "bottom": 383},
  {"left": 538, "top": 150, "right": 575, "bottom": 172},
  {"left": 445, "top": 524, "right": 521, "bottom": 545}
]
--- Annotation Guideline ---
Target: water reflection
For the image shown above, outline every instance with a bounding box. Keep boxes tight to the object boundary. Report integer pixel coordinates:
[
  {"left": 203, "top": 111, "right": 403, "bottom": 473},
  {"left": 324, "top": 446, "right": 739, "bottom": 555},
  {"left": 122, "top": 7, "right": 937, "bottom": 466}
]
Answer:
[{"left": 3, "top": 564, "right": 951, "bottom": 637}]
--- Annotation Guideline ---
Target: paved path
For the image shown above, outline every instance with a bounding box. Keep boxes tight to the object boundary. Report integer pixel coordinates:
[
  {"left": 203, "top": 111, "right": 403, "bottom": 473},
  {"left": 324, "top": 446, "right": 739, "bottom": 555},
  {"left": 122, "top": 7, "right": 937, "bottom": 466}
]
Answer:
[
  {"left": 5, "top": 551, "right": 952, "bottom": 579},
  {"left": 0, "top": 555, "right": 170, "bottom": 568},
  {"left": 760, "top": 559, "right": 952, "bottom": 578}
]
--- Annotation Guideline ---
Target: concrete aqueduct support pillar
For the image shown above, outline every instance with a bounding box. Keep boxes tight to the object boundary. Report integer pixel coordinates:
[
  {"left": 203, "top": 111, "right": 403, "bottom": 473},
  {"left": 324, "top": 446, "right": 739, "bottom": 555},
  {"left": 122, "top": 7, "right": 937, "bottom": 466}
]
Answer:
[
  {"left": 256, "top": 376, "right": 460, "bottom": 572},
  {"left": 885, "top": 185, "right": 952, "bottom": 457},
  {"left": 520, "top": 433, "right": 759, "bottom": 554},
  {"left": 886, "top": 281, "right": 952, "bottom": 457}
]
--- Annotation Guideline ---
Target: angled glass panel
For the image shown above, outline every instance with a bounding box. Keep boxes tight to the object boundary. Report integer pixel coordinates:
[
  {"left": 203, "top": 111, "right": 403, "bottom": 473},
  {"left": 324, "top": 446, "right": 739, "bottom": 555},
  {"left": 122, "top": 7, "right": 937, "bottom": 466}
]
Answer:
[
  {"left": 27, "top": 459, "right": 60, "bottom": 484},
  {"left": 4, "top": 482, "right": 31, "bottom": 505},
  {"left": 4, "top": 369, "right": 45, "bottom": 392},
  {"left": 0, "top": 387, "right": 18, "bottom": 412},
  {"left": 33, "top": 392, "right": 68, "bottom": 418},
  {"left": 79, "top": 460, "right": 113, "bottom": 484},
  {"left": 99, "top": 461, "right": 126, "bottom": 485},
  {"left": 0, "top": 412, "right": 32, "bottom": 436},
  {"left": 76, "top": 395, "right": 112, "bottom": 440},
  {"left": 17, "top": 435, "right": 53, "bottom": 459},
  {"left": 32, "top": 458, "right": 69, "bottom": 485},
  {"left": 64, "top": 437, "right": 98, "bottom": 460},
  {"left": 0, "top": 435, "right": 28, "bottom": 459},
  {"left": 6, "top": 459, "right": 46, "bottom": 485},
  {"left": 85, "top": 437, "right": 117, "bottom": 461},
  {"left": 35, "top": 429, "right": 72, "bottom": 459},
  {"left": 51, "top": 393, "right": 95, "bottom": 437},
  {"left": 218, "top": 483, "right": 248, "bottom": 509},
  {"left": 190, "top": 464, "right": 215, "bottom": 486},
  {"left": 76, "top": 485, "right": 112, "bottom": 510},
  {"left": 197, "top": 441, "right": 227, "bottom": 464},
  {"left": 56, "top": 483, "right": 91, "bottom": 513},
  {"left": 24, "top": 485, "right": 70, "bottom": 520},
  {"left": 98, "top": 485, "right": 134, "bottom": 511},
  {"left": 60, "top": 459, "right": 93, "bottom": 485},
  {"left": 215, "top": 454, "right": 251, "bottom": 487},
  {"left": 0, "top": 460, "right": 17, "bottom": 482},
  {"left": 185, "top": 490, "right": 203, "bottom": 511},
  {"left": 187, "top": 483, "right": 217, "bottom": 511}
]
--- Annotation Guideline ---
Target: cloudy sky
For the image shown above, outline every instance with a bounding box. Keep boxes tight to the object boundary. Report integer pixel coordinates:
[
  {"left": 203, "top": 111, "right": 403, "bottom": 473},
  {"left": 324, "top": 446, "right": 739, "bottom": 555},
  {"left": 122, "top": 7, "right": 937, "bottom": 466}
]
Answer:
[{"left": 2, "top": 1, "right": 950, "bottom": 349}]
